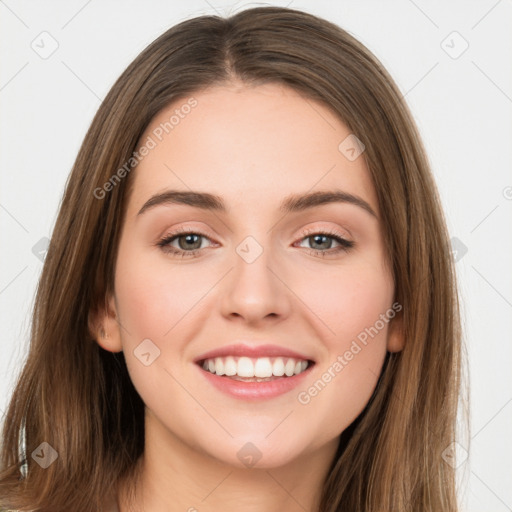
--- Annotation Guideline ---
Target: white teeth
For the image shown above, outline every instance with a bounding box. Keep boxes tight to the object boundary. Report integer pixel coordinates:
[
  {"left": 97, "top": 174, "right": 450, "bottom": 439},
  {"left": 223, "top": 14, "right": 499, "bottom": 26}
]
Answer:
[
  {"left": 201, "top": 355, "right": 310, "bottom": 378},
  {"left": 214, "top": 357, "right": 224, "bottom": 376},
  {"left": 272, "top": 358, "right": 285, "bottom": 377},
  {"left": 254, "top": 357, "right": 273, "bottom": 378},
  {"left": 284, "top": 358, "right": 296, "bottom": 377},
  {"left": 237, "top": 357, "right": 254, "bottom": 377},
  {"left": 224, "top": 356, "right": 237, "bottom": 376}
]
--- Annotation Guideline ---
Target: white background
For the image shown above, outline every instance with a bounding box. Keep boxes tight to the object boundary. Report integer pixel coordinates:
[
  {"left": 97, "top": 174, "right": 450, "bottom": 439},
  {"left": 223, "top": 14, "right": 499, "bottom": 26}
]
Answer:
[{"left": 1, "top": 1, "right": 511, "bottom": 510}]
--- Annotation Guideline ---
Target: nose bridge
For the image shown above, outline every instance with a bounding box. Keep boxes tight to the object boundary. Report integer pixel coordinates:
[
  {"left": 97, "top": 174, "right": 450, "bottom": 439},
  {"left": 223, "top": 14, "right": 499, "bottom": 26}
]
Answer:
[{"left": 220, "top": 233, "right": 290, "bottom": 322}]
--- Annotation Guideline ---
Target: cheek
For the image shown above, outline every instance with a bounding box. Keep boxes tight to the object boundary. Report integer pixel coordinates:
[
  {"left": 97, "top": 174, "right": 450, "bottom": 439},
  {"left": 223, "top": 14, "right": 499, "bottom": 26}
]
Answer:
[
  {"left": 113, "top": 249, "right": 206, "bottom": 410},
  {"left": 301, "top": 259, "right": 394, "bottom": 348},
  {"left": 114, "top": 249, "right": 206, "bottom": 344},
  {"left": 293, "top": 261, "right": 392, "bottom": 431}
]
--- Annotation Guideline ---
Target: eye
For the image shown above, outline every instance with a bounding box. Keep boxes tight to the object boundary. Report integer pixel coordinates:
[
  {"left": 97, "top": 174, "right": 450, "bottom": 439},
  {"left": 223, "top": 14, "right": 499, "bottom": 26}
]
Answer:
[
  {"left": 295, "top": 228, "right": 354, "bottom": 257},
  {"left": 157, "top": 227, "right": 215, "bottom": 258},
  {"left": 156, "top": 227, "right": 354, "bottom": 259}
]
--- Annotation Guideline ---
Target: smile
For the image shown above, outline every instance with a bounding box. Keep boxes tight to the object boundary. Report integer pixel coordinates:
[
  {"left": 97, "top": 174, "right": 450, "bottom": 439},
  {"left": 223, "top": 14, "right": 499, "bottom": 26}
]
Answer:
[
  {"left": 199, "top": 356, "right": 311, "bottom": 380},
  {"left": 196, "top": 356, "right": 315, "bottom": 400}
]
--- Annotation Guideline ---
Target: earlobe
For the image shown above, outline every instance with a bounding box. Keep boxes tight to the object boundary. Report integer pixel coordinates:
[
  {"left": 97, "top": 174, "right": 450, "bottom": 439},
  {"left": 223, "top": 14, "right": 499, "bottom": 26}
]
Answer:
[
  {"left": 386, "top": 314, "right": 405, "bottom": 353},
  {"left": 88, "top": 295, "right": 123, "bottom": 353}
]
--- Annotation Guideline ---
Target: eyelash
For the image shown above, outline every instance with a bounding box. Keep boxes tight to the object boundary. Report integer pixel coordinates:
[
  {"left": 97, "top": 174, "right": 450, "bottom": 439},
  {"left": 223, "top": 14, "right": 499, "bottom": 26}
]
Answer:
[{"left": 156, "top": 226, "right": 354, "bottom": 259}]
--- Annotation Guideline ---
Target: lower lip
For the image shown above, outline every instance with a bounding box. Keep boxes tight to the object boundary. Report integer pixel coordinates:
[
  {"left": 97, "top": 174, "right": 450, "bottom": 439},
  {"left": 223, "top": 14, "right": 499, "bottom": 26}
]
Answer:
[{"left": 197, "top": 363, "right": 314, "bottom": 400}]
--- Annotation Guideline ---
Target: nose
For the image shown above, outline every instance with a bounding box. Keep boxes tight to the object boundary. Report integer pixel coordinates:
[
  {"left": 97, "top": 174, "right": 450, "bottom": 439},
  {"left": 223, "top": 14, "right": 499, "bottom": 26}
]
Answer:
[{"left": 219, "top": 241, "right": 292, "bottom": 326}]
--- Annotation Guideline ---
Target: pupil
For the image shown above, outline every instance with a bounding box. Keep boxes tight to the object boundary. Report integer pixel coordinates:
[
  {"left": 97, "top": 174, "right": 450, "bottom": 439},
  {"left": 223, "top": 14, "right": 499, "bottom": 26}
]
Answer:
[
  {"left": 180, "top": 234, "right": 201, "bottom": 250},
  {"left": 311, "top": 235, "right": 330, "bottom": 250}
]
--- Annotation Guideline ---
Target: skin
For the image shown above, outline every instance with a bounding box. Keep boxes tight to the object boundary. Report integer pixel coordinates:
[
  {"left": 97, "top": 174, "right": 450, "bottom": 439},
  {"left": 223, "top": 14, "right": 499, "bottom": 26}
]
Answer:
[{"left": 92, "top": 81, "right": 404, "bottom": 512}]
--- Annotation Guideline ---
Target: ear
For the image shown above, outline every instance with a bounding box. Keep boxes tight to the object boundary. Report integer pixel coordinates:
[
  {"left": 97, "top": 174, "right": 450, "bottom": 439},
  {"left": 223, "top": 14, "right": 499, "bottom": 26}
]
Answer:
[
  {"left": 386, "top": 311, "right": 405, "bottom": 353},
  {"left": 88, "top": 294, "right": 123, "bottom": 353}
]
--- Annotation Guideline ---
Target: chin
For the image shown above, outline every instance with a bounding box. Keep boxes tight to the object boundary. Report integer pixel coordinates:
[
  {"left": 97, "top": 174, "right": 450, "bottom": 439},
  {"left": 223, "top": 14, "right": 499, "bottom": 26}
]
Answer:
[{"left": 210, "top": 436, "right": 308, "bottom": 470}]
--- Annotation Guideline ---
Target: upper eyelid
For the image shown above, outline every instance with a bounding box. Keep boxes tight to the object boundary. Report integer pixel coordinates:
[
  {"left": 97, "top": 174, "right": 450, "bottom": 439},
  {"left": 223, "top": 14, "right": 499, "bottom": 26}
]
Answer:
[{"left": 299, "top": 226, "right": 351, "bottom": 239}]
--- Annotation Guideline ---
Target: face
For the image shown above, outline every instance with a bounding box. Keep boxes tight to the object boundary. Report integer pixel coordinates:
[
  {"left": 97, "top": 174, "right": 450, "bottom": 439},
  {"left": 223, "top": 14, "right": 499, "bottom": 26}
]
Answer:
[{"left": 94, "top": 81, "right": 403, "bottom": 469}]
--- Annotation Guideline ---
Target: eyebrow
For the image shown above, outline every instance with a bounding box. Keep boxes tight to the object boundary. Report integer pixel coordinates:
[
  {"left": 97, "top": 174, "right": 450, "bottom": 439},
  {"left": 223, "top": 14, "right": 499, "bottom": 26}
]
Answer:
[{"left": 137, "top": 189, "right": 377, "bottom": 218}]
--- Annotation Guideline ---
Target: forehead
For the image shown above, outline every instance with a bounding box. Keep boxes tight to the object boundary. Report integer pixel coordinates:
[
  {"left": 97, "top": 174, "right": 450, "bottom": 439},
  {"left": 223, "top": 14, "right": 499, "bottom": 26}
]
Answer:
[{"left": 128, "top": 82, "right": 378, "bottom": 217}]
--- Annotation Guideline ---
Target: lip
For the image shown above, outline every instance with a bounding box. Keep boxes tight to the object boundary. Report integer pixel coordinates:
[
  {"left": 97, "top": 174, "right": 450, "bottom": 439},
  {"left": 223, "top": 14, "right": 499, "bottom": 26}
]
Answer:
[
  {"left": 196, "top": 361, "right": 315, "bottom": 400},
  {"left": 193, "top": 343, "right": 314, "bottom": 364}
]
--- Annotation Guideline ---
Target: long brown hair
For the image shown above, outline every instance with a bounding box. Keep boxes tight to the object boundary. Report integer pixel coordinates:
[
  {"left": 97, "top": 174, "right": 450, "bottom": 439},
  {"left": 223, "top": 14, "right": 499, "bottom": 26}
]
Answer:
[{"left": 0, "top": 6, "right": 467, "bottom": 511}]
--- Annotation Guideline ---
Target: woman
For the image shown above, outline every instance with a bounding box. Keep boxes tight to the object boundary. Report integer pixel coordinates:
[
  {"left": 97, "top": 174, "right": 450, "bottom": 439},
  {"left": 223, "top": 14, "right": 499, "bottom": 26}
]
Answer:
[{"left": 0, "top": 6, "right": 465, "bottom": 511}]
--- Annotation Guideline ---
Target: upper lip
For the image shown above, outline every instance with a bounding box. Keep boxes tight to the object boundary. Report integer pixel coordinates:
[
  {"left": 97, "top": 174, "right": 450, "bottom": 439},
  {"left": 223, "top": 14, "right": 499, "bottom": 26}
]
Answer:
[{"left": 194, "top": 343, "right": 315, "bottom": 364}]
